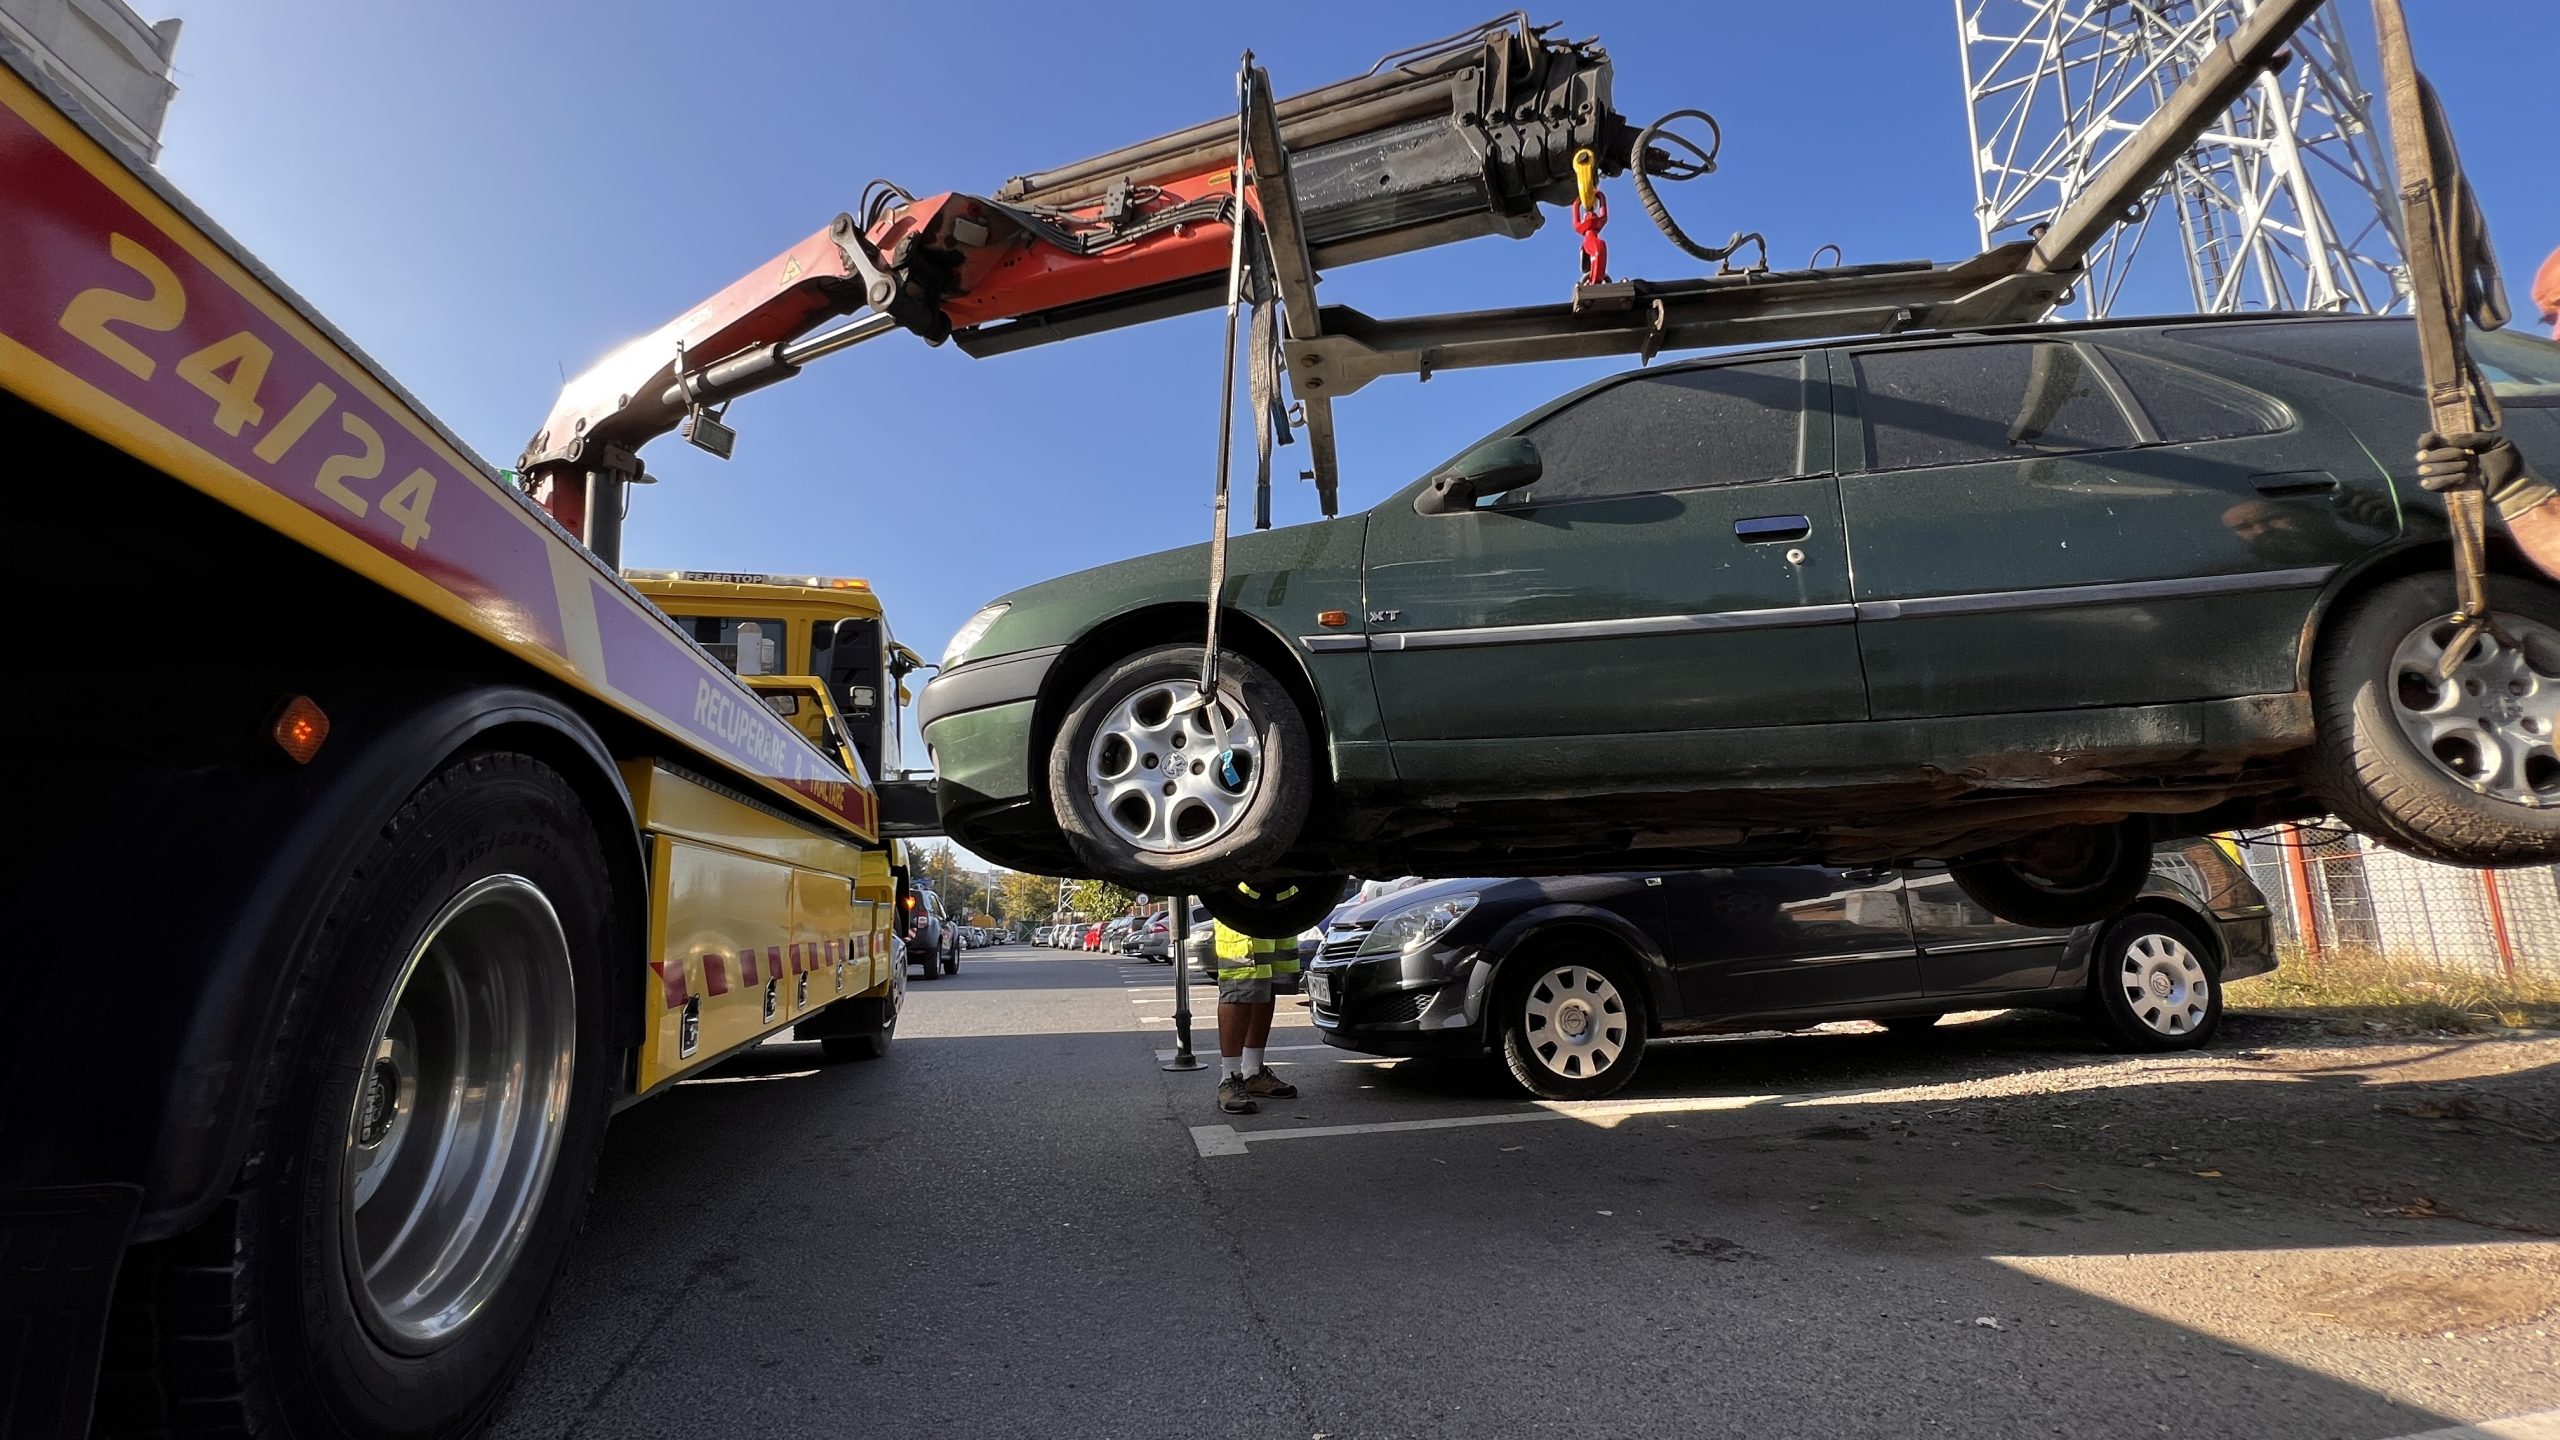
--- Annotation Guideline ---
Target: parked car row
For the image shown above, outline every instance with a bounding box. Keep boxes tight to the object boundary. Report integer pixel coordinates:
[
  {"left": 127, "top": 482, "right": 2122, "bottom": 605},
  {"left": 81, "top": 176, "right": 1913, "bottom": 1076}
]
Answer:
[
  {"left": 1033, "top": 921, "right": 1111, "bottom": 951},
  {"left": 1306, "top": 840, "right": 2275, "bottom": 1100}
]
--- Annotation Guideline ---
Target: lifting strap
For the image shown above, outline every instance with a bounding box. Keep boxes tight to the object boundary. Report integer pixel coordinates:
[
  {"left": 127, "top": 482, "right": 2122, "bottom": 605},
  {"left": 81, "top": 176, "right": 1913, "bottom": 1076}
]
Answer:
[{"left": 2372, "top": 0, "right": 2508, "bottom": 672}]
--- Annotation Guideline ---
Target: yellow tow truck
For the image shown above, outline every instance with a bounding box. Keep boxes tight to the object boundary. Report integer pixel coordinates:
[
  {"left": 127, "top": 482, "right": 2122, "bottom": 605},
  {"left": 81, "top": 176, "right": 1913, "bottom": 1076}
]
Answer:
[{"left": 0, "top": 47, "right": 920, "bottom": 1439}]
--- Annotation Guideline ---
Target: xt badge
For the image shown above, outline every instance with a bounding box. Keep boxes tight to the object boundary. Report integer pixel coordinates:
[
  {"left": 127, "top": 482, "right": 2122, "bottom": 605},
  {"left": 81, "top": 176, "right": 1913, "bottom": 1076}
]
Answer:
[{"left": 1367, "top": 609, "right": 1401, "bottom": 623}]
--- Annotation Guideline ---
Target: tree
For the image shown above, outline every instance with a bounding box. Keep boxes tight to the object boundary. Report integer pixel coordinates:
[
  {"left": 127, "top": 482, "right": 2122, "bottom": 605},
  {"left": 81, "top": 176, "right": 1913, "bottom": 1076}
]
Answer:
[
  {"left": 1063, "top": 877, "right": 1138, "bottom": 919},
  {"left": 908, "top": 843, "right": 964, "bottom": 907},
  {"left": 995, "top": 869, "right": 1059, "bottom": 924}
]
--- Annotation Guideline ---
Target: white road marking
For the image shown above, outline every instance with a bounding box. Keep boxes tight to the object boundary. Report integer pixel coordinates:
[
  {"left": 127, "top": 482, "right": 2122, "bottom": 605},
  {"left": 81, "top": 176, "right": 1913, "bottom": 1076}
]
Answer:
[
  {"left": 1184, "top": 1086, "right": 1938, "bottom": 1156},
  {"left": 2379, "top": 1412, "right": 2560, "bottom": 1440},
  {"left": 1156, "top": 1044, "right": 1333, "bottom": 1062}
]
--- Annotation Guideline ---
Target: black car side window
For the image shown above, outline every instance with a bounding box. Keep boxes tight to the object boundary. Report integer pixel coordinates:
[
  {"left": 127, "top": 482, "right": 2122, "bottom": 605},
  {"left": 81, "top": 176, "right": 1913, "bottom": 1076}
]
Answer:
[
  {"left": 1854, "top": 342, "right": 2136, "bottom": 471},
  {"left": 1514, "top": 358, "right": 1804, "bottom": 504},
  {"left": 2102, "top": 349, "right": 2287, "bottom": 443}
]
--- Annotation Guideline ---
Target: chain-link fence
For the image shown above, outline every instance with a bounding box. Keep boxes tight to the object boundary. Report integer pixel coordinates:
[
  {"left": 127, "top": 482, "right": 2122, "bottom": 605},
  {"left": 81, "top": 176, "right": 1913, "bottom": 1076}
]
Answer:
[{"left": 2235, "top": 824, "right": 2560, "bottom": 979}]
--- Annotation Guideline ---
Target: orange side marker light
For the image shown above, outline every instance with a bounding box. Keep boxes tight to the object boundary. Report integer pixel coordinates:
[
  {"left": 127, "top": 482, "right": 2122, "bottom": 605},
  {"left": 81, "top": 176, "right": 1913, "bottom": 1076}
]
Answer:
[
  {"left": 272, "top": 695, "right": 330, "bottom": 764},
  {"left": 1316, "top": 610, "right": 1349, "bottom": 629}
]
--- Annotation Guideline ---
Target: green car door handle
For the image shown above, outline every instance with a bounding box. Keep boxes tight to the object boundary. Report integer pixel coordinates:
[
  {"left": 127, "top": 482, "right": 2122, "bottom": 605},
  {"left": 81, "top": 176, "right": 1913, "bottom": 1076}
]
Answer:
[
  {"left": 1734, "top": 514, "right": 1812, "bottom": 542},
  {"left": 2249, "top": 471, "right": 2339, "bottom": 499}
]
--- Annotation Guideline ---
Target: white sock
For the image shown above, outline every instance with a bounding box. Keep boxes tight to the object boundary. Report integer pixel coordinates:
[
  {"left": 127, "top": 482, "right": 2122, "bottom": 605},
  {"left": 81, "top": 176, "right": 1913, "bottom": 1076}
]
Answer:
[
  {"left": 1223, "top": 1054, "right": 1245, "bottom": 1078},
  {"left": 1240, "top": 1047, "right": 1264, "bottom": 1075}
]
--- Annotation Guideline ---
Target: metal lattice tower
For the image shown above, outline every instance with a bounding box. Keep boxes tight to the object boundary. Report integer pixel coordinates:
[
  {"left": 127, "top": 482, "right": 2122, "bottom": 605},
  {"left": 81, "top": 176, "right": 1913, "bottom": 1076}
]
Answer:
[{"left": 1957, "top": 0, "right": 2408, "bottom": 319}]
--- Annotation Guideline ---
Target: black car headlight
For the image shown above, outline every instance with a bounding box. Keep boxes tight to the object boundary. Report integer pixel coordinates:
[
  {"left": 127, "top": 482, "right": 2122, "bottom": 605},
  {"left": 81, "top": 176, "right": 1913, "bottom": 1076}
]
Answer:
[{"left": 1357, "top": 894, "right": 1479, "bottom": 956}]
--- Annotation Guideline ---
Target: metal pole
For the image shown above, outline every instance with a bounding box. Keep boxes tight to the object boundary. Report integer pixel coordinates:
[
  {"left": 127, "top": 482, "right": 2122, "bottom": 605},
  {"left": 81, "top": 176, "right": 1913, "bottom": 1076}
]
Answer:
[
  {"left": 2481, "top": 870, "right": 2519, "bottom": 985},
  {"left": 1161, "top": 895, "right": 1206, "bottom": 1071},
  {"left": 2280, "top": 823, "right": 2324, "bottom": 969},
  {"left": 582, "top": 468, "right": 625, "bottom": 570}
]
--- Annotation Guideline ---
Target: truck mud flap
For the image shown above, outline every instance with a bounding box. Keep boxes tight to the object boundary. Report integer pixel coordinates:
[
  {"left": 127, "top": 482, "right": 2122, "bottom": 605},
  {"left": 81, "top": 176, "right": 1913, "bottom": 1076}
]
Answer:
[
  {"left": 0, "top": 1183, "right": 141, "bottom": 1439},
  {"left": 877, "top": 778, "right": 944, "bottom": 839}
]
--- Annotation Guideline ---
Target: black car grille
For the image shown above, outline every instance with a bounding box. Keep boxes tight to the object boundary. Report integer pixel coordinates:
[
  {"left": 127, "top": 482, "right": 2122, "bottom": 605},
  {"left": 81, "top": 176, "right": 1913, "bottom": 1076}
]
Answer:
[
  {"left": 1320, "top": 920, "right": 1376, "bottom": 962},
  {"left": 1348, "top": 987, "right": 1434, "bottom": 1027}
]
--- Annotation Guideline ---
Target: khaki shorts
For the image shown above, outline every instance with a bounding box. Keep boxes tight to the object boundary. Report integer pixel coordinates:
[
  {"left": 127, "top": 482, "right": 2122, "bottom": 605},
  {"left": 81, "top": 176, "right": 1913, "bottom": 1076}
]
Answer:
[{"left": 1217, "top": 956, "right": 1300, "bottom": 1005}]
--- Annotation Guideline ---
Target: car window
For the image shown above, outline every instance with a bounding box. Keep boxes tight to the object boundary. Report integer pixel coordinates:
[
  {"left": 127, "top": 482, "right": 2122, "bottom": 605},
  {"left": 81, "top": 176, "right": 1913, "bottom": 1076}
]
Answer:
[
  {"left": 1853, "top": 342, "right": 2136, "bottom": 471},
  {"left": 1513, "top": 358, "right": 1804, "bottom": 504},
  {"left": 2175, "top": 318, "right": 2422, "bottom": 391},
  {"left": 2178, "top": 318, "right": 2560, "bottom": 402},
  {"left": 2100, "top": 349, "right": 2287, "bottom": 443},
  {"left": 2476, "top": 329, "right": 2560, "bottom": 401}
]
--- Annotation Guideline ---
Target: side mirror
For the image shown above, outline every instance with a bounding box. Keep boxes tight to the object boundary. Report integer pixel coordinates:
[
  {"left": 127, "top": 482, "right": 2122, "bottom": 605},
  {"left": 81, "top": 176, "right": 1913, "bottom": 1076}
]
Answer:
[{"left": 1414, "top": 436, "right": 1541, "bottom": 516}]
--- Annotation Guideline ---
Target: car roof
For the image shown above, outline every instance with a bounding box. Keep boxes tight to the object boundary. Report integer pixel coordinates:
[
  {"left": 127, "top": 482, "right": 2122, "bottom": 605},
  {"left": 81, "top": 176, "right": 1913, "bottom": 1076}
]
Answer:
[{"left": 1660, "top": 310, "right": 2394, "bottom": 371}]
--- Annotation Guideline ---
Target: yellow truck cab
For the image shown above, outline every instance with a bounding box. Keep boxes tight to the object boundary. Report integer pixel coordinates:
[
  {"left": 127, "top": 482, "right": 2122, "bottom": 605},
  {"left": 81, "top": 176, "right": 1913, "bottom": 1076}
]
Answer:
[
  {"left": 626, "top": 568, "right": 939, "bottom": 980},
  {"left": 621, "top": 568, "right": 927, "bottom": 792}
]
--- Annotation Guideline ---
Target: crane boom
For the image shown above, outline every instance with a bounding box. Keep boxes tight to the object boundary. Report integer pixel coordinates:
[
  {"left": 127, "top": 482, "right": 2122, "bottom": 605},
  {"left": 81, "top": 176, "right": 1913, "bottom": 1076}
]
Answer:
[{"left": 519, "top": 15, "right": 1634, "bottom": 546}]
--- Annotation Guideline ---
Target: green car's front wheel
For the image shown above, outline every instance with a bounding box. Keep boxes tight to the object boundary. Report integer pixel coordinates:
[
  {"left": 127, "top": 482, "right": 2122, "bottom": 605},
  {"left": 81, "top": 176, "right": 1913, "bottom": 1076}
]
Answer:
[{"left": 1048, "top": 644, "right": 1314, "bottom": 887}]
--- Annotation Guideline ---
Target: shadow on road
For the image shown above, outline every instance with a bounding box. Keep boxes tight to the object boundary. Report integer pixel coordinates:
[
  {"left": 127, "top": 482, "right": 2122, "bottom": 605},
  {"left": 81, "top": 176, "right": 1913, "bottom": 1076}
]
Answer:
[{"left": 492, "top": 954, "right": 2560, "bottom": 1440}]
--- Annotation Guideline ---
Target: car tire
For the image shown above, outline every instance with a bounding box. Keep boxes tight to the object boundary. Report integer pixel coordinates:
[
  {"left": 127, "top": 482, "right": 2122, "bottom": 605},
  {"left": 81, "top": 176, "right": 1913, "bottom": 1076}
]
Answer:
[
  {"left": 1496, "top": 947, "right": 1648, "bottom": 1101},
  {"left": 1048, "top": 644, "right": 1315, "bottom": 888},
  {"left": 97, "top": 753, "right": 613, "bottom": 1440},
  {"left": 1949, "top": 819, "right": 2152, "bottom": 928},
  {"left": 2086, "top": 912, "right": 2221, "bottom": 1052},
  {"left": 2306, "top": 572, "right": 2560, "bottom": 865},
  {"left": 1199, "top": 877, "right": 1345, "bottom": 940},
  {"left": 909, "top": 948, "right": 937, "bottom": 981}
]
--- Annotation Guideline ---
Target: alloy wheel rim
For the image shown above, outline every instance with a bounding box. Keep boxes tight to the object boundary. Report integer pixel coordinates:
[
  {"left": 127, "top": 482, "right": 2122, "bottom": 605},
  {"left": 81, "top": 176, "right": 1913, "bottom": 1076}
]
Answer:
[
  {"left": 1085, "top": 679, "right": 1262, "bottom": 854},
  {"left": 2387, "top": 613, "right": 2560, "bottom": 807},
  {"left": 2117, "top": 931, "right": 2209, "bottom": 1037},
  {"left": 345, "top": 874, "right": 577, "bottom": 1352},
  {"left": 1522, "top": 964, "right": 1628, "bottom": 1080}
]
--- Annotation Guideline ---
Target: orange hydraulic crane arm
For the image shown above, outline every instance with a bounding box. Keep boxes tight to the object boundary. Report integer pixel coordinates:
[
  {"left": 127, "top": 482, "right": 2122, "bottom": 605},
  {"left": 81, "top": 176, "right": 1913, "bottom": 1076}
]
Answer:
[{"left": 518, "top": 15, "right": 1637, "bottom": 547}]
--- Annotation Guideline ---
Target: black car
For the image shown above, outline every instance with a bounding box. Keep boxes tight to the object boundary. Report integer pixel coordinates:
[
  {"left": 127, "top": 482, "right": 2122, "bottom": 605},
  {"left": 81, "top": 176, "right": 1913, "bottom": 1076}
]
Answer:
[
  {"left": 905, "top": 887, "right": 959, "bottom": 980},
  {"left": 1304, "top": 840, "right": 2274, "bottom": 1100}
]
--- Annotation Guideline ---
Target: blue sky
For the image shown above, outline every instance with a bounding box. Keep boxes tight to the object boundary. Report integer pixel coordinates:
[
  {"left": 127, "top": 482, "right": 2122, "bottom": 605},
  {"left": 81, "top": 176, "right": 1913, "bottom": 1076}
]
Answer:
[{"left": 155, "top": 0, "right": 2555, "bottom": 769}]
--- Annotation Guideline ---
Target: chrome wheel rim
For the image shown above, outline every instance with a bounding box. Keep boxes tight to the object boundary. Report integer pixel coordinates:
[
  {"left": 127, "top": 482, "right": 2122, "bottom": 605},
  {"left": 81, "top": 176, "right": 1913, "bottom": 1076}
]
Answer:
[
  {"left": 2117, "top": 931, "right": 2210, "bottom": 1037},
  {"left": 1521, "top": 965, "right": 1628, "bottom": 1081},
  {"left": 2388, "top": 613, "right": 2560, "bottom": 807},
  {"left": 346, "top": 875, "right": 577, "bottom": 1352},
  {"left": 1084, "top": 679, "right": 1262, "bottom": 854}
]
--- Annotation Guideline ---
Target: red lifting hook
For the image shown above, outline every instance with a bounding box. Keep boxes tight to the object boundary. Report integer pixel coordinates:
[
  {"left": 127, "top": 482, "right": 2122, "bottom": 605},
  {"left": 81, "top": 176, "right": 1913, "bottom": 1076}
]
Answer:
[{"left": 1571, "top": 147, "right": 1608, "bottom": 286}]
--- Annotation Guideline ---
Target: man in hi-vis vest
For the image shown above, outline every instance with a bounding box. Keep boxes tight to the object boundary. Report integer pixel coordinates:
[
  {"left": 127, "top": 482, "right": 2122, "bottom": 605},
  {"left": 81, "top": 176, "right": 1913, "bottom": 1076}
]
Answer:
[{"left": 1211, "top": 887, "right": 1303, "bottom": 1115}]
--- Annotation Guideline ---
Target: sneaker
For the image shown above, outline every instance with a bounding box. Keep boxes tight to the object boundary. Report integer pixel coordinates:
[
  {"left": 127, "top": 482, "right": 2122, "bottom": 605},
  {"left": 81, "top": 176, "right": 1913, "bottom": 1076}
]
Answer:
[
  {"left": 1217, "top": 1074, "right": 1258, "bottom": 1115},
  {"left": 1243, "top": 1068, "right": 1298, "bottom": 1100}
]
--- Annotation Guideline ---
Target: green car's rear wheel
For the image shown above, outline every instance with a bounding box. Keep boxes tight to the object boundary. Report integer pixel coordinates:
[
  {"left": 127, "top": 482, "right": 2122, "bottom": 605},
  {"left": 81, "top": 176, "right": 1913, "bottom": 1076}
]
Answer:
[
  {"left": 2309, "top": 573, "right": 2560, "bottom": 865},
  {"left": 1198, "top": 877, "right": 1344, "bottom": 940},
  {"left": 1049, "top": 644, "right": 1314, "bottom": 887},
  {"left": 1947, "top": 819, "right": 2151, "bottom": 928}
]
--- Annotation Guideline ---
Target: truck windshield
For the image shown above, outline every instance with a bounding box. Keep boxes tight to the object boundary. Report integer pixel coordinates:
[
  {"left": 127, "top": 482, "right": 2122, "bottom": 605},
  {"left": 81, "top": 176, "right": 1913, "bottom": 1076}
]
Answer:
[{"left": 672, "top": 615, "right": 787, "bottom": 675}]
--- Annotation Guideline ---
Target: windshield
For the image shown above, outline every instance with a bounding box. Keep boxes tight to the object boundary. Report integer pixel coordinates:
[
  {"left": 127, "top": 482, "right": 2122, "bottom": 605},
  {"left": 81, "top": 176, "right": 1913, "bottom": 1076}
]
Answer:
[{"left": 672, "top": 615, "right": 787, "bottom": 675}]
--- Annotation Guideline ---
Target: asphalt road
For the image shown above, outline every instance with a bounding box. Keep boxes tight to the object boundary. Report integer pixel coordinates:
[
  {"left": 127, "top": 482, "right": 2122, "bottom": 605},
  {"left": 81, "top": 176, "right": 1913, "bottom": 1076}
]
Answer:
[{"left": 489, "top": 943, "right": 2560, "bottom": 1440}]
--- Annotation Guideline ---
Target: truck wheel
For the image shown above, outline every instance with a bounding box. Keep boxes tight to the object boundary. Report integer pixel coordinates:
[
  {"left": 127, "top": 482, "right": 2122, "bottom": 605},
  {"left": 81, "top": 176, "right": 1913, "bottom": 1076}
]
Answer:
[
  {"left": 1497, "top": 947, "right": 1648, "bottom": 1102},
  {"left": 102, "top": 752, "right": 614, "bottom": 1440},
  {"left": 1048, "top": 644, "right": 1314, "bottom": 888},
  {"left": 807, "top": 963, "right": 901, "bottom": 1062},
  {"left": 2307, "top": 573, "right": 2560, "bottom": 865},
  {"left": 1949, "top": 819, "right": 2151, "bottom": 928},
  {"left": 817, "top": 1004, "right": 897, "bottom": 1062}
]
